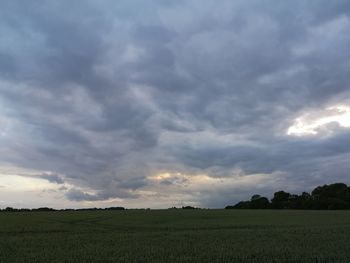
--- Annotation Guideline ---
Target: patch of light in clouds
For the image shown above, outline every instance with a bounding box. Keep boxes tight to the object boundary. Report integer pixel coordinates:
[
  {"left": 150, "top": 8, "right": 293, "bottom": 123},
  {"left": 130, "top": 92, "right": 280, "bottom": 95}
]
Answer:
[
  {"left": 0, "top": 174, "right": 52, "bottom": 191},
  {"left": 287, "top": 105, "right": 350, "bottom": 136}
]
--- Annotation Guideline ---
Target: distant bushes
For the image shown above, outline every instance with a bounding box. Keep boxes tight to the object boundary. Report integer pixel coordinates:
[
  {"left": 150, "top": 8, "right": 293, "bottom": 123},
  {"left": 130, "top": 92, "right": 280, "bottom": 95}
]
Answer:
[
  {"left": 182, "top": 206, "right": 199, "bottom": 209},
  {"left": 225, "top": 183, "right": 350, "bottom": 210}
]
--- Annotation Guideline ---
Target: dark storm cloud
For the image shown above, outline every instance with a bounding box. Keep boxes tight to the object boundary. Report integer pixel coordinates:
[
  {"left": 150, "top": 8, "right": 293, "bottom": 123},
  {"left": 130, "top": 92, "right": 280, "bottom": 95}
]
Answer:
[
  {"left": 1, "top": 0, "right": 350, "bottom": 206},
  {"left": 65, "top": 187, "right": 139, "bottom": 202},
  {"left": 171, "top": 129, "right": 350, "bottom": 175},
  {"left": 36, "top": 173, "right": 65, "bottom": 184}
]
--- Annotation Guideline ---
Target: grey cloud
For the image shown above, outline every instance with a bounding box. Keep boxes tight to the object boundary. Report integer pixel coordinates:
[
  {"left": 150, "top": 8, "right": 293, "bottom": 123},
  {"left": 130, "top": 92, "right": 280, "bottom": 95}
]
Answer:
[
  {"left": 15, "top": 172, "right": 65, "bottom": 184},
  {"left": 160, "top": 176, "right": 188, "bottom": 186},
  {"left": 58, "top": 186, "right": 68, "bottom": 191},
  {"left": 38, "top": 173, "right": 65, "bottom": 184},
  {"left": 171, "top": 130, "right": 350, "bottom": 175},
  {"left": 65, "top": 188, "right": 108, "bottom": 202},
  {"left": 66, "top": 187, "right": 139, "bottom": 202}
]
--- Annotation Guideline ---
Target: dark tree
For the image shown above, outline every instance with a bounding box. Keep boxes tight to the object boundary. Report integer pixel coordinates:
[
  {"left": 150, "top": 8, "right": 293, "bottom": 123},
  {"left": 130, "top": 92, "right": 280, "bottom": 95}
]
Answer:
[
  {"left": 250, "top": 195, "right": 270, "bottom": 209},
  {"left": 182, "top": 206, "right": 197, "bottom": 209},
  {"left": 226, "top": 183, "right": 350, "bottom": 210},
  {"left": 271, "top": 191, "right": 291, "bottom": 209},
  {"left": 311, "top": 183, "right": 350, "bottom": 209},
  {"left": 251, "top": 194, "right": 262, "bottom": 201},
  {"left": 233, "top": 201, "right": 251, "bottom": 209}
]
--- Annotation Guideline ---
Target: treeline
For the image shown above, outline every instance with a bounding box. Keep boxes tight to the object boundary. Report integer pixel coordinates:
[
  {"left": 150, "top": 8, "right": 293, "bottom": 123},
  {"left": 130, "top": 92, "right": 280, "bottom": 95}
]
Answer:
[
  {"left": 226, "top": 183, "right": 350, "bottom": 210},
  {"left": 168, "top": 206, "right": 201, "bottom": 209},
  {"left": 0, "top": 207, "right": 126, "bottom": 212}
]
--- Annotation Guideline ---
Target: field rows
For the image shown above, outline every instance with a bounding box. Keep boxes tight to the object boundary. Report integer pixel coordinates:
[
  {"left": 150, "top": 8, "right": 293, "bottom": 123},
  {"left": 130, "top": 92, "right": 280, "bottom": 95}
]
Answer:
[{"left": 0, "top": 210, "right": 349, "bottom": 262}]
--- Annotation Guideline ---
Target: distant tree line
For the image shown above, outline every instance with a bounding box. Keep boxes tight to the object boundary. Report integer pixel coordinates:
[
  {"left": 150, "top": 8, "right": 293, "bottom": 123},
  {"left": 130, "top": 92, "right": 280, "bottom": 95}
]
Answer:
[
  {"left": 168, "top": 206, "right": 202, "bottom": 209},
  {"left": 181, "top": 206, "right": 200, "bottom": 209},
  {"left": 0, "top": 207, "right": 126, "bottom": 212},
  {"left": 225, "top": 183, "right": 350, "bottom": 210}
]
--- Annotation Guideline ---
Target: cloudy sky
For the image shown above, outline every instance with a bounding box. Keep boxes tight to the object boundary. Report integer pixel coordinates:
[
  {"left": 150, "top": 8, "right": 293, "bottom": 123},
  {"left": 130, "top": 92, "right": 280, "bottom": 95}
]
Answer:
[{"left": 1, "top": 0, "right": 350, "bottom": 209}]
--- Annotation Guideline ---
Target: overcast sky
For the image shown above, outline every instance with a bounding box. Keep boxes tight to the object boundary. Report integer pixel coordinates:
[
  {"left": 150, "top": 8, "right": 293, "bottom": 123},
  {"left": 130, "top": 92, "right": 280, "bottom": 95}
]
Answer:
[{"left": 1, "top": 0, "right": 350, "bottom": 209}]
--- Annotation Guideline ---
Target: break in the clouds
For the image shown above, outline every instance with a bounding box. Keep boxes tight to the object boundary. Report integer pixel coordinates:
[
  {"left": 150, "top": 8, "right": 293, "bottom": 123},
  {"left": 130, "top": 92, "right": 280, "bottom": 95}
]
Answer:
[{"left": 1, "top": 0, "right": 350, "bottom": 208}]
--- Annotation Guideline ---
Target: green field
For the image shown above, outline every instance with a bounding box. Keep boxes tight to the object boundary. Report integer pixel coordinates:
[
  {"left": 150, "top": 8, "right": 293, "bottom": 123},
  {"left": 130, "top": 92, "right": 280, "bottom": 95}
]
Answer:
[{"left": 0, "top": 210, "right": 350, "bottom": 262}]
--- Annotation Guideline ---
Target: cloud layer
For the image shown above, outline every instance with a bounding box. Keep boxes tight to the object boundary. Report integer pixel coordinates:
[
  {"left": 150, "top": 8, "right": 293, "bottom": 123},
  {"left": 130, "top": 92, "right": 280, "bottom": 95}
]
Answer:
[{"left": 1, "top": 0, "right": 350, "bottom": 208}]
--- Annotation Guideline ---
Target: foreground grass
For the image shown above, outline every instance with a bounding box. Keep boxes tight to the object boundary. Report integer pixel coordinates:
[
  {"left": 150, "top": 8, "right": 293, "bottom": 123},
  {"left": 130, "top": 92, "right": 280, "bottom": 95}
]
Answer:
[{"left": 0, "top": 209, "right": 349, "bottom": 262}]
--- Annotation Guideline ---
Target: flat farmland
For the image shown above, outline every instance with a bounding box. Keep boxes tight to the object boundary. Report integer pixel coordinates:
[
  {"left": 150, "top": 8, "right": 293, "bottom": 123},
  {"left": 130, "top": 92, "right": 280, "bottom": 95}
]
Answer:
[{"left": 0, "top": 209, "right": 349, "bottom": 262}]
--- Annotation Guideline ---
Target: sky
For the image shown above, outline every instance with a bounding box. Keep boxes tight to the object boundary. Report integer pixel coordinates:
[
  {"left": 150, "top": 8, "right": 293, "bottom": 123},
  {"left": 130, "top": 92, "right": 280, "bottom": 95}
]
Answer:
[{"left": 1, "top": 0, "right": 350, "bottom": 209}]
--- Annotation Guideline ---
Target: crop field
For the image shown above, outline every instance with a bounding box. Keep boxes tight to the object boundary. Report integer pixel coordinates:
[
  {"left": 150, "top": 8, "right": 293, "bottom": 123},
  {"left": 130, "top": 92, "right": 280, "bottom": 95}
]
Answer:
[{"left": 0, "top": 210, "right": 349, "bottom": 263}]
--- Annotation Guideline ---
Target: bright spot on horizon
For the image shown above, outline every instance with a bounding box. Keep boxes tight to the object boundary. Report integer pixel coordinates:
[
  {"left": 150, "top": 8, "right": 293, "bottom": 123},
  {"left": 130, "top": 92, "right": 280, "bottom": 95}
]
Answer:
[{"left": 287, "top": 105, "right": 350, "bottom": 136}]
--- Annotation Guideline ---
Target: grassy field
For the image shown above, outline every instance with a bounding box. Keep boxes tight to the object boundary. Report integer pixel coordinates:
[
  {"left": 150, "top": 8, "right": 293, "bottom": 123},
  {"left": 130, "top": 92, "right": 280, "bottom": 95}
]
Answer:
[{"left": 0, "top": 209, "right": 349, "bottom": 262}]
